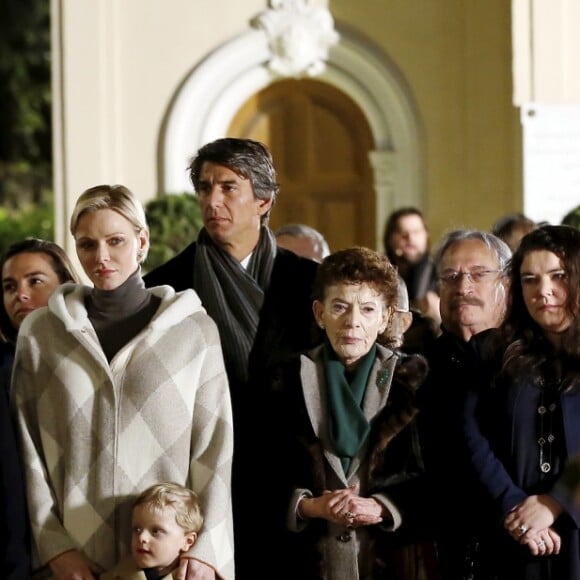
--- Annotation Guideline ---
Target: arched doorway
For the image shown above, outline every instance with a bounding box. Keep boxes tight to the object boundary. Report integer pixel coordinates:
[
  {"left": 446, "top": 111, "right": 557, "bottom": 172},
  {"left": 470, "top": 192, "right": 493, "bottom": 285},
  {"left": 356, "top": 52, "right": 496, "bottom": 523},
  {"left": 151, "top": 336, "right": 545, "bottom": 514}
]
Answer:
[
  {"left": 162, "top": 24, "right": 424, "bottom": 250},
  {"left": 228, "top": 78, "right": 375, "bottom": 251}
]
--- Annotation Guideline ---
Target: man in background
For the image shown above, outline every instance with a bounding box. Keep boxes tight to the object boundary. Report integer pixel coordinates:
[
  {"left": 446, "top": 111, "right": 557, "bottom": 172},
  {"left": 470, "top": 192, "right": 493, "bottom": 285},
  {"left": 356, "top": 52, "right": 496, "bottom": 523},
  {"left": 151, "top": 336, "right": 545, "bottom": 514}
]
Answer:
[
  {"left": 491, "top": 212, "right": 537, "bottom": 252},
  {"left": 275, "top": 222, "right": 330, "bottom": 263},
  {"left": 383, "top": 206, "right": 440, "bottom": 326}
]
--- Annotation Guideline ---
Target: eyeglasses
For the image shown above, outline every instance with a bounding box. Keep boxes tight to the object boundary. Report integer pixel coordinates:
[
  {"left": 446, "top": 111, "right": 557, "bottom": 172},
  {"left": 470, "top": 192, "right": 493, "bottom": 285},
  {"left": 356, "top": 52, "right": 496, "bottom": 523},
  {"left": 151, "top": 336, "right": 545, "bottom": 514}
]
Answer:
[{"left": 439, "top": 269, "right": 501, "bottom": 285}]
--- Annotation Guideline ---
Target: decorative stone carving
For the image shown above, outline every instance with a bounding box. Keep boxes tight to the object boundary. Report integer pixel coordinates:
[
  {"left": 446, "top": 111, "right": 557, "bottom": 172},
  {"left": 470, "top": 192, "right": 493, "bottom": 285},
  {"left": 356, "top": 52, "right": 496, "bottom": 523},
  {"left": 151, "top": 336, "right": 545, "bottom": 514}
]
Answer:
[{"left": 251, "top": 0, "right": 339, "bottom": 78}]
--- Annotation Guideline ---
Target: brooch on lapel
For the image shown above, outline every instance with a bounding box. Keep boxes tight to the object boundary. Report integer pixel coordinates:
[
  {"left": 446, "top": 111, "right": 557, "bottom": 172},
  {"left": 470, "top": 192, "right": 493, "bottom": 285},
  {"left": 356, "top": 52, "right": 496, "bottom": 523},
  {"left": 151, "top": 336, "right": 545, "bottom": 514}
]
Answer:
[{"left": 376, "top": 367, "right": 390, "bottom": 390}]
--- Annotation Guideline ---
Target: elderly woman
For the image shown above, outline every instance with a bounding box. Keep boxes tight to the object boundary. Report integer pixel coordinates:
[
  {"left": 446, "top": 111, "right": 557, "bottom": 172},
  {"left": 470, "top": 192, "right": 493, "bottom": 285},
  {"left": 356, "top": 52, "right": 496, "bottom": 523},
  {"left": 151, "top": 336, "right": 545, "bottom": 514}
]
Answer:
[
  {"left": 12, "top": 185, "right": 234, "bottom": 580},
  {"left": 265, "top": 246, "right": 434, "bottom": 579},
  {"left": 464, "top": 224, "right": 580, "bottom": 579}
]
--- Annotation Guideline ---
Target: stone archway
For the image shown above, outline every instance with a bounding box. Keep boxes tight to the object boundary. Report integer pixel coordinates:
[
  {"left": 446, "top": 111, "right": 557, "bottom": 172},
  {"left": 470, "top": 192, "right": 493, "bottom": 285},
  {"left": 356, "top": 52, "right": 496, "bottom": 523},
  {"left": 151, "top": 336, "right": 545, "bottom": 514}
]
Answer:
[{"left": 161, "top": 11, "right": 424, "bottom": 249}]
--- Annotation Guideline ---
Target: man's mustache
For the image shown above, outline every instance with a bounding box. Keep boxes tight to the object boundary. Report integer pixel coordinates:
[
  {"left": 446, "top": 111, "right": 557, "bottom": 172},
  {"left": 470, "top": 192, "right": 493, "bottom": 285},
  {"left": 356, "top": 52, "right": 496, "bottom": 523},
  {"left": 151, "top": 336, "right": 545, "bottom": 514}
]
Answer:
[{"left": 451, "top": 297, "right": 483, "bottom": 308}]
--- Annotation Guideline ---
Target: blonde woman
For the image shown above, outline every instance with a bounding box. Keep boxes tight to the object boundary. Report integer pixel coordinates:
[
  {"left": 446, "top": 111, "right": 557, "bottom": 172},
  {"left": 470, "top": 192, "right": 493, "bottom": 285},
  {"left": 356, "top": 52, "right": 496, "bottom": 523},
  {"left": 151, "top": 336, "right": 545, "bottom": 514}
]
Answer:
[{"left": 13, "top": 185, "right": 234, "bottom": 580}]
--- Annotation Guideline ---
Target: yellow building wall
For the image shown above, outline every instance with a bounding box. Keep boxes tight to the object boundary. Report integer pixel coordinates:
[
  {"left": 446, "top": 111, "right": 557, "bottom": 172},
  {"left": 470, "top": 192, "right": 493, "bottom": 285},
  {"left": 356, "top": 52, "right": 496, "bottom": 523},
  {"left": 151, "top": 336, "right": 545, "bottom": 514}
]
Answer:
[
  {"left": 329, "top": 0, "right": 522, "bottom": 244},
  {"left": 53, "top": 0, "right": 522, "bottom": 253}
]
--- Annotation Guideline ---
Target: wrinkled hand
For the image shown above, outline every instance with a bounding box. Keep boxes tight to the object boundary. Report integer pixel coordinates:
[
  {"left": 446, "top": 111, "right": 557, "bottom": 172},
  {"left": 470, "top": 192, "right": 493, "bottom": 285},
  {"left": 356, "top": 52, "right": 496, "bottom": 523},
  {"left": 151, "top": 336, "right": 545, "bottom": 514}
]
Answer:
[
  {"left": 309, "top": 485, "right": 357, "bottom": 525},
  {"left": 322, "top": 483, "right": 383, "bottom": 528},
  {"left": 48, "top": 549, "right": 102, "bottom": 580},
  {"left": 504, "top": 494, "right": 562, "bottom": 542},
  {"left": 175, "top": 557, "right": 216, "bottom": 580}
]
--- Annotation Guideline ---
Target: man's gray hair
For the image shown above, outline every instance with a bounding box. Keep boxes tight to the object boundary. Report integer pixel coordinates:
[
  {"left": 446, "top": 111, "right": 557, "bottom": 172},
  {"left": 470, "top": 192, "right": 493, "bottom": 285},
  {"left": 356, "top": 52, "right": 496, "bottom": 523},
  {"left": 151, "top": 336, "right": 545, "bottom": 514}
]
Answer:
[
  {"left": 274, "top": 223, "right": 330, "bottom": 260},
  {"left": 433, "top": 229, "right": 512, "bottom": 274}
]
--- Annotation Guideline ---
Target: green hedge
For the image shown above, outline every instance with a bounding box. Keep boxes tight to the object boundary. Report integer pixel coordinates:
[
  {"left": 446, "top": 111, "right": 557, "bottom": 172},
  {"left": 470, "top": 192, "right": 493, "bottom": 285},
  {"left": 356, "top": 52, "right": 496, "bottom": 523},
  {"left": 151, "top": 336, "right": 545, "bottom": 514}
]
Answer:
[
  {"left": 144, "top": 192, "right": 202, "bottom": 272},
  {"left": 0, "top": 203, "right": 54, "bottom": 257},
  {"left": 562, "top": 205, "right": 580, "bottom": 230}
]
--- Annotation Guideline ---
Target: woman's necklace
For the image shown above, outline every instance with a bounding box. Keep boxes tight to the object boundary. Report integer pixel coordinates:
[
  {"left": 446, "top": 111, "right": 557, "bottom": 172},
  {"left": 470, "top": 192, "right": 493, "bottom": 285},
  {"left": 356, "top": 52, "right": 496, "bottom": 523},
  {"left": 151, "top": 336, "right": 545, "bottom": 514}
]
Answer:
[
  {"left": 537, "top": 400, "right": 556, "bottom": 473},
  {"left": 537, "top": 374, "right": 559, "bottom": 474}
]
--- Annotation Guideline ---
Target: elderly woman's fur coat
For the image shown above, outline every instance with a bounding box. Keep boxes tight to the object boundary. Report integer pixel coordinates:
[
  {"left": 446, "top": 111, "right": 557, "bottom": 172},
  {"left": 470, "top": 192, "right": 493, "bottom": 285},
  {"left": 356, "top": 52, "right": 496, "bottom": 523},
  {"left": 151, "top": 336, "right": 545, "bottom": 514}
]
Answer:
[{"left": 263, "top": 343, "right": 438, "bottom": 580}]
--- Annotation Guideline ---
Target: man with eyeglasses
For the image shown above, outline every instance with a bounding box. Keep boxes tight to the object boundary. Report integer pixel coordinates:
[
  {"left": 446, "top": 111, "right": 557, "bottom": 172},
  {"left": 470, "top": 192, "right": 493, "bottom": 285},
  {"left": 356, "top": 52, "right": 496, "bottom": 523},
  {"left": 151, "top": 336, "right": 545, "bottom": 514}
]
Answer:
[{"left": 418, "top": 229, "right": 512, "bottom": 579}]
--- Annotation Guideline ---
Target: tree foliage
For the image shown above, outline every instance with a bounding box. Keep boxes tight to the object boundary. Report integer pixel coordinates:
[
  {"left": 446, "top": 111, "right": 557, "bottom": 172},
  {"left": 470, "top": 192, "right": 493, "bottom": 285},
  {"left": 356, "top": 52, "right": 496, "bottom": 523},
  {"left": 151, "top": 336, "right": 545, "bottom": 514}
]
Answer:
[
  {"left": 144, "top": 193, "right": 202, "bottom": 273},
  {"left": 0, "top": 203, "right": 54, "bottom": 257},
  {"left": 0, "top": 0, "right": 52, "bottom": 208},
  {"left": 562, "top": 205, "right": 580, "bottom": 230}
]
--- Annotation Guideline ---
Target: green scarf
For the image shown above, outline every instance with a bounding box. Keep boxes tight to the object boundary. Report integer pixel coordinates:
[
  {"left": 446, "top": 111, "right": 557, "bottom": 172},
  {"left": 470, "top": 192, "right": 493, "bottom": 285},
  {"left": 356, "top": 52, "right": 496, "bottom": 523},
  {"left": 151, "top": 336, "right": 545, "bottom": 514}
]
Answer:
[{"left": 323, "top": 341, "right": 376, "bottom": 473}]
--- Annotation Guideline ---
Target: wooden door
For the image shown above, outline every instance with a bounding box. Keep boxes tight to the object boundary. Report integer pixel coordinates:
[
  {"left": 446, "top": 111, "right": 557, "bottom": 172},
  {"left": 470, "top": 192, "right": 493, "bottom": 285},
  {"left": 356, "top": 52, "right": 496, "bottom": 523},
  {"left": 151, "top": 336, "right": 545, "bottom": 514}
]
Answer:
[{"left": 227, "top": 78, "right": 375, "bottom": 252}]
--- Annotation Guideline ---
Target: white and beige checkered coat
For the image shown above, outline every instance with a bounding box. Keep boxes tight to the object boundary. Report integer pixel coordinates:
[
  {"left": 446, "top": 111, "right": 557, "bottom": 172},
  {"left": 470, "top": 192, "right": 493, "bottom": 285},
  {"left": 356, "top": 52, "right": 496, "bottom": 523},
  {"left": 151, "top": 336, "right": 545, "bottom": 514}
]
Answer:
[{"left": 12, "top": 283, "right": 235, "bottom": 578}]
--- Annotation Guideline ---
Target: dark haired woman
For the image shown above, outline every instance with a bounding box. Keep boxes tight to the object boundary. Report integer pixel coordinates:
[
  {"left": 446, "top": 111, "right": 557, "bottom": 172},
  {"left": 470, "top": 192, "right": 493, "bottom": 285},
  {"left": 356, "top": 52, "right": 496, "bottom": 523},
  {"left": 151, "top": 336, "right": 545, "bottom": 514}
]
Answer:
[
  {"left": 0, "top": 238, "right": 79, "bottom": 579},
  {"left": 464, "top": 225, "right": 580, "bottom": 579},
  {"left": 0, "top": 238, "right": 79, "bottom": 393}
]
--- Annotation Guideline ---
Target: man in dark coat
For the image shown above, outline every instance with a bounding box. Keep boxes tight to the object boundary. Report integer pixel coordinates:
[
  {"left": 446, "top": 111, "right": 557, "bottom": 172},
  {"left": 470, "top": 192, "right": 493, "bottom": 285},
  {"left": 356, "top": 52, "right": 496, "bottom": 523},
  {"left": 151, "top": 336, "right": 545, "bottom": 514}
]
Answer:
[
  {"left": 418, "top": 229, "right": 512, "bottom": 579},
  {"left": 144, "top": 138, "right": 321, "bottom": 578}
]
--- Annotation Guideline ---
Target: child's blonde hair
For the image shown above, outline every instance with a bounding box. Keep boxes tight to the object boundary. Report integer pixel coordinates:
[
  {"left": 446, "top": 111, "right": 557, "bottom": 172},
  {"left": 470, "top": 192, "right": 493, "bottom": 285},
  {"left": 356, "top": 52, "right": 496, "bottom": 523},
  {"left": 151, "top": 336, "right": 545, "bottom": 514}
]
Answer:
[{"left": 134, "top": 482, "right": 204, "bottom": 533}]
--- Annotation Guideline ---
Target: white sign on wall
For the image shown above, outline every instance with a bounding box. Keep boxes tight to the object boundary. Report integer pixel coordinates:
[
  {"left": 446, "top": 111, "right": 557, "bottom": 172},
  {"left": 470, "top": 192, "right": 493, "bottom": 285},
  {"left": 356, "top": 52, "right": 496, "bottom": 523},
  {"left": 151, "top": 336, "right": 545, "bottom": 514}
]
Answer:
[{"left": 522, "top": 103, "right": 580, "bottom": 225}]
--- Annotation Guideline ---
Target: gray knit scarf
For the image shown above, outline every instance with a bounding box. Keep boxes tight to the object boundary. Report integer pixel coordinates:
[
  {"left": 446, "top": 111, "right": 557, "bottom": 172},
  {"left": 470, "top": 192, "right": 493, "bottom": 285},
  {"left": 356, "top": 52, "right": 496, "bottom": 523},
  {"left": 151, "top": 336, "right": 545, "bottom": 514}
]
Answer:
[{"left": 193, "top": 226, "right": 277, "bottom": 386}]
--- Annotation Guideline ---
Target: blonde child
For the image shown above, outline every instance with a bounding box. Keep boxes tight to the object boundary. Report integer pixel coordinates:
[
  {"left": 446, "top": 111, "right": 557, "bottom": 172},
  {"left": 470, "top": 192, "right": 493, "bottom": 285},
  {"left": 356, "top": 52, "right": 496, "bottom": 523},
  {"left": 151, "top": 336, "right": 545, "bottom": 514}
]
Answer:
[{"left": 102, "top": 483, "right": 204, "bottom": 580}]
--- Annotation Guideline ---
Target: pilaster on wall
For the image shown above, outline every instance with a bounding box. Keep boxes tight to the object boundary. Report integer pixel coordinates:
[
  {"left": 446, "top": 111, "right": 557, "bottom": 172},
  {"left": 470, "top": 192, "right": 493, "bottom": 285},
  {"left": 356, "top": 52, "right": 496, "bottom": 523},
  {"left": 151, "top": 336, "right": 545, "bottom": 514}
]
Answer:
[
  {"left": 512, "top": 0, "right": 580, "bottom": 104},
  {"left": 368, "top": 150, "right": 397, "bottom": 250},
  {"left": 51, "top": 0, "right": 122, "bottom": 261}
]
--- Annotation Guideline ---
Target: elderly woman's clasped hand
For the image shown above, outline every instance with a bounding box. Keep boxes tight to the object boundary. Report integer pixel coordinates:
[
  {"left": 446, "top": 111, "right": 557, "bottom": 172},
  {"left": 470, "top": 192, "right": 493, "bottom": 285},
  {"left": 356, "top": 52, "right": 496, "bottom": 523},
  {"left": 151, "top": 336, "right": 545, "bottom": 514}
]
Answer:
[{"left": 300, "top": 483, "right": 386, "bottom": 528}]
